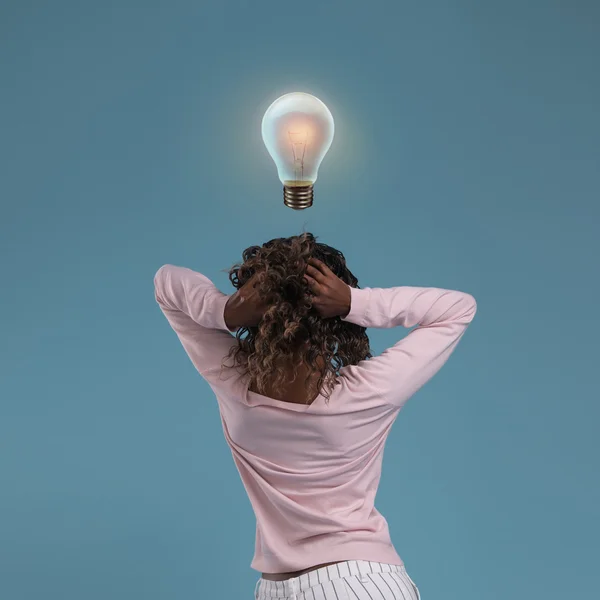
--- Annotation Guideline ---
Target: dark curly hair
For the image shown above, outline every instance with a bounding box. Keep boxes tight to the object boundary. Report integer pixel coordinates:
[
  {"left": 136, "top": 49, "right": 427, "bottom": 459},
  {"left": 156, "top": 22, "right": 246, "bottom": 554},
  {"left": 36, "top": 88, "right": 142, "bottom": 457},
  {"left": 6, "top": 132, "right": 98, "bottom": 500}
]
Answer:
[{"left": 219, "top": 231, "right": 373, "bottom": 404}]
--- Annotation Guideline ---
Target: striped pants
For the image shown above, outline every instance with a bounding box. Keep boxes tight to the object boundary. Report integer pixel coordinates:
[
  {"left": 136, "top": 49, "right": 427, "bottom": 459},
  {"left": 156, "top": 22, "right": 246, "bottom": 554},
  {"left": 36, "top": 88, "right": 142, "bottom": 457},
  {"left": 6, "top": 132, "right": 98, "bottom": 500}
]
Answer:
[{"left": 255, "top": 560, "right": 421, "bottom": 600}]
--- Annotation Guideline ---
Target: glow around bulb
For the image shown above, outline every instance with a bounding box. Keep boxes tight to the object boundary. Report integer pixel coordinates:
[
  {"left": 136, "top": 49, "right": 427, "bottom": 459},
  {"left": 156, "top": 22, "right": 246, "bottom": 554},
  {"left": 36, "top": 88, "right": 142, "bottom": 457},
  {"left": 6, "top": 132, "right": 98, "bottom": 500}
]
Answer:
[{"left": 261, "top": 92, "right": 334, "bottom": 209}]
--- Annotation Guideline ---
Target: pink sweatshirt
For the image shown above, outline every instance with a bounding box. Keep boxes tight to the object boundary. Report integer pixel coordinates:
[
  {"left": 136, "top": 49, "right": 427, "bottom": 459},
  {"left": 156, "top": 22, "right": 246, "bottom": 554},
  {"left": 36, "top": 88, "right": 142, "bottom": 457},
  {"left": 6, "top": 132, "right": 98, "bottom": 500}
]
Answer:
[{"left": 154, "top": 265, "right": 477, "bottom": 573}]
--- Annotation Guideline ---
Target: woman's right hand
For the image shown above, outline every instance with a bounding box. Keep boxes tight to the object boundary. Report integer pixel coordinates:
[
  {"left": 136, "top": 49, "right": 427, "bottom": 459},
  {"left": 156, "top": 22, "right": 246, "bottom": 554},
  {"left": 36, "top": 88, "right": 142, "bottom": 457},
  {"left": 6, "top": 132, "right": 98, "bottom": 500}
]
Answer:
[{"left": 304, "top": 257, "right": 352, "bottom": 319}]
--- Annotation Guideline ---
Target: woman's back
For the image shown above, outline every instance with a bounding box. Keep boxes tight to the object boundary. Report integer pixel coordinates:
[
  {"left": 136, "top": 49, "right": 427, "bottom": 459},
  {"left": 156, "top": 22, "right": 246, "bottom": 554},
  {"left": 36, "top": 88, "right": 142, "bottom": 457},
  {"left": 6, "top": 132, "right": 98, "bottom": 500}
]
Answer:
[{"left": 211, "top": 357, "right": 403, "bottom": 574}]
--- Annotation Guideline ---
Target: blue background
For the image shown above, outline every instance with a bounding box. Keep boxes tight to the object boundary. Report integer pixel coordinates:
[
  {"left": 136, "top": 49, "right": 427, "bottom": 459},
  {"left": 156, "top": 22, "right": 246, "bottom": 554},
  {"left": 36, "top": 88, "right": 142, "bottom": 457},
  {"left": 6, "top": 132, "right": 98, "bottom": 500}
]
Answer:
[{"left": 1, "top": 1, "right": 598, "bottom": 598}]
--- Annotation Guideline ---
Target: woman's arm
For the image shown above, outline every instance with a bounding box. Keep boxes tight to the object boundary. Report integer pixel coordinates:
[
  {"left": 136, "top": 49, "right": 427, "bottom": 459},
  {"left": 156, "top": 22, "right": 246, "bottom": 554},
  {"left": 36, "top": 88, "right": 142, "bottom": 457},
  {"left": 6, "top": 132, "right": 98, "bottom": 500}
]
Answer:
[
  {"left": 342, "top": 285, "right": 477, "bottom": 409},
  {"left": 154, "top": 264, "right": 239, "bottom": 377}
]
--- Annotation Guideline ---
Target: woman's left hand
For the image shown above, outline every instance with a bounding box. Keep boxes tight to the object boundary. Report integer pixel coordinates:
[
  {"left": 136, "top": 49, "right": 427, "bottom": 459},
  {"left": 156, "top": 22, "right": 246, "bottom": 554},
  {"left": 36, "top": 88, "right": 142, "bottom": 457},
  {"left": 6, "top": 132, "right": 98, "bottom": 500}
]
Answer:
[{"left": 224, "top": 273, "right": 269, "bottom": 329}]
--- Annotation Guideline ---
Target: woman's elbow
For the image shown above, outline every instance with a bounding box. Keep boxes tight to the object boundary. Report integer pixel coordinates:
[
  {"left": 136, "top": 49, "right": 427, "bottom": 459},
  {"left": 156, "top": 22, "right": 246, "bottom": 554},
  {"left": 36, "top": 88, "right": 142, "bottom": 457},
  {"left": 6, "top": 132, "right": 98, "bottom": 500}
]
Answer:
[{"left": 463, "top": 293, "right": 477, "bottom": 321}]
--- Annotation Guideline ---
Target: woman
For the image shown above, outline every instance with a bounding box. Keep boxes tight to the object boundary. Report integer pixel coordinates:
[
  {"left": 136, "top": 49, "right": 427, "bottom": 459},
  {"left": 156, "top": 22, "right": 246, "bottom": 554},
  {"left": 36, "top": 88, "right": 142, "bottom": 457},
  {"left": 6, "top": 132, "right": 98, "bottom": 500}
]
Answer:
[{"left": 154, "top": 232, "right": 477, "bottom": 599}]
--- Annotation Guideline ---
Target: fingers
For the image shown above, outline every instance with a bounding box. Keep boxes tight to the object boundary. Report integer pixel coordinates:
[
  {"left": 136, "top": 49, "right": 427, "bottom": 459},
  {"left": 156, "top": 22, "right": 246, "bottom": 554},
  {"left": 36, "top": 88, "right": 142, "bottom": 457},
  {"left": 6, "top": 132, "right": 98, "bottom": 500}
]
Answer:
[
  {"left": 306, "top": 256, "right": 333, "bottom": 281},
  {"left": 305, "top": 264, "right": 325, "bottom": 283},
  {"left": 308, "top": 257, "right": 330, "bottom": 275},
  {"left": 303, "top": 273, "right": 320, "bottom": 294},
  {"left": 304, "top": 258, "right": 332, "bottom": 300}
]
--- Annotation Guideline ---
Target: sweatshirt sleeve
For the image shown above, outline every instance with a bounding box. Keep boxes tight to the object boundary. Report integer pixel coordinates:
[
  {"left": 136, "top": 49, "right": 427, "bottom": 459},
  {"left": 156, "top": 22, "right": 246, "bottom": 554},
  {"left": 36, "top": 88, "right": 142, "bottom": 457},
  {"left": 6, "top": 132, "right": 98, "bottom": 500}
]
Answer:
[
  {"left": 341, "top": 285, "right": 477, "bottom": 409},
  {"left": 154, "top": 264, "right": 239, "bottom": 377}
]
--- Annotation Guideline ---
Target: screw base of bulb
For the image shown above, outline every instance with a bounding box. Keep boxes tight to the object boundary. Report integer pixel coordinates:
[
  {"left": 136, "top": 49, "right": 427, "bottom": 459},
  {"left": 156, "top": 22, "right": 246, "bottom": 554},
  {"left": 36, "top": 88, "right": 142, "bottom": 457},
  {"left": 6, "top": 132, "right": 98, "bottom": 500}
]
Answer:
[{"left": 283, "top": 184, "right": 314, "bottom": 210}]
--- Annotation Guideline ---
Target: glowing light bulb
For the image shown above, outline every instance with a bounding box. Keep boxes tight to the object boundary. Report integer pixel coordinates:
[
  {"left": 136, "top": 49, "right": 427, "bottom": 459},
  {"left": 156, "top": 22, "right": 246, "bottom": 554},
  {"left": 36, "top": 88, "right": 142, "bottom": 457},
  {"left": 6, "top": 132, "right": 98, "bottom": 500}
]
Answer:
[{"left": 261, "top": 92, "right": 335, "bottom": 210}]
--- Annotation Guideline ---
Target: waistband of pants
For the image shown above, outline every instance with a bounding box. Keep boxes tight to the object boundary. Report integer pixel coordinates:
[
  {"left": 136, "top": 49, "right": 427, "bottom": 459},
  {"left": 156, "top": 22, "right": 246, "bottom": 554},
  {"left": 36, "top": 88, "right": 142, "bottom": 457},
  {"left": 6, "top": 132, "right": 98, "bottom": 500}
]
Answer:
[{"left": 256, "top": 560, "right": 406, "bottom": 598}]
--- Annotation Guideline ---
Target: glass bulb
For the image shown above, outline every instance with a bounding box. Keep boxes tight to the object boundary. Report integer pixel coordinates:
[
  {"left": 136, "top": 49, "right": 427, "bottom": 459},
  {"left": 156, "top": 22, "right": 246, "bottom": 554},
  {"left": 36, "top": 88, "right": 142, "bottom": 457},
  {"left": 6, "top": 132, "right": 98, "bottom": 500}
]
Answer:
[{"left": 261, "top": 92, "right": 335, "bottom": 209}]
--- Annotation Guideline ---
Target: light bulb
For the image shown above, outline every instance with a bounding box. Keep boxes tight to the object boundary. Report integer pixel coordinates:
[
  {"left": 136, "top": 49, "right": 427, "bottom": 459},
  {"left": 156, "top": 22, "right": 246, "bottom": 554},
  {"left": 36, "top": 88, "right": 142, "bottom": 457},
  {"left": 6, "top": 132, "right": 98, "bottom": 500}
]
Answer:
[{"left": 261, "top": 92, "right": 335, "bottom": 210}]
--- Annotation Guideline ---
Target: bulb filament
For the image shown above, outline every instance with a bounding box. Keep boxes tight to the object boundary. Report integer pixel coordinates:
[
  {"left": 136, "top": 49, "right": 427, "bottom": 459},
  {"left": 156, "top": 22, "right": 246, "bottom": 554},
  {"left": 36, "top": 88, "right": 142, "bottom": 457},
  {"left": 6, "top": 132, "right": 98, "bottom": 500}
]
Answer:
[{"left": 288, "top": 130, "right": 308, "bottom": 183}]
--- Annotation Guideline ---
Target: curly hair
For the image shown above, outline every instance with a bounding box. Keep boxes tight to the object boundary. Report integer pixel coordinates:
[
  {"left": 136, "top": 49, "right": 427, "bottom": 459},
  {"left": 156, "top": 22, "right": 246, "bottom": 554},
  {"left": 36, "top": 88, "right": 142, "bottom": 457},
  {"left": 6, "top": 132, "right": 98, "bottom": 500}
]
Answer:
[{"left": 219, "top": 231, "right": 373, "bottom": 404}]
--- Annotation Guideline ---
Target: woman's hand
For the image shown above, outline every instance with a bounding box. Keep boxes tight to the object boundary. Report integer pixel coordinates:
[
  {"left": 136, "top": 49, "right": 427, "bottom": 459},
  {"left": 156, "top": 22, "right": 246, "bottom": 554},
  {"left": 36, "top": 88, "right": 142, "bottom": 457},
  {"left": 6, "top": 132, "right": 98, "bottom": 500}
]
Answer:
[
  {"left": 304, "top": 257, "right": 352, "bottom": 319},
  {"left": 224, "top": 273, "right": 269, "bottom": 329}
]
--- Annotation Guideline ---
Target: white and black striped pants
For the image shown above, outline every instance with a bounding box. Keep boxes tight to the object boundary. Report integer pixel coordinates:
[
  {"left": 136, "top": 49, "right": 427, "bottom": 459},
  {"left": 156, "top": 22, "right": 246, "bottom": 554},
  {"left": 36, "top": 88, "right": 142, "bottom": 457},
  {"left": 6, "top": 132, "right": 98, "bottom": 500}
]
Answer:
[{"left": 255, "top": 560, "right": 421, "bottom": 600}]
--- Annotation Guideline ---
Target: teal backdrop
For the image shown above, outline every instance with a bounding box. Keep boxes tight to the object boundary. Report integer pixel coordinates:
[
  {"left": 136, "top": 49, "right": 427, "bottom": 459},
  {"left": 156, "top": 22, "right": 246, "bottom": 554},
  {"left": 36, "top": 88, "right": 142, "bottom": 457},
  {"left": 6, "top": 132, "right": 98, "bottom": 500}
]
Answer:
[{"left": 1, "top": 1, "right": 598, "bottom": 599}]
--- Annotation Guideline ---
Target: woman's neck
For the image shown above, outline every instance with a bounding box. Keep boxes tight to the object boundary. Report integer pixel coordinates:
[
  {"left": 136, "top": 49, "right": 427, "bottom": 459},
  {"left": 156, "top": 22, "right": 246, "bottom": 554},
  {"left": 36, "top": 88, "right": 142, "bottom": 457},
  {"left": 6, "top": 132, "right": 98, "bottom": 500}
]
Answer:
[{"left": 260, "top": 356, "right": 327, "bottom": 404}]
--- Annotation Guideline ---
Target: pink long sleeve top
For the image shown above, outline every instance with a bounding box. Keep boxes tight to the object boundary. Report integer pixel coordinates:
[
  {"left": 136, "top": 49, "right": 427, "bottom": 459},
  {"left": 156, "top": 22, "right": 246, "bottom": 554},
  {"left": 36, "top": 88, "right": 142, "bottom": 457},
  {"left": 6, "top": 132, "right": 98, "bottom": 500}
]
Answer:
[{"left": 154, "top": 265, "right": 477, "bottom": 573}]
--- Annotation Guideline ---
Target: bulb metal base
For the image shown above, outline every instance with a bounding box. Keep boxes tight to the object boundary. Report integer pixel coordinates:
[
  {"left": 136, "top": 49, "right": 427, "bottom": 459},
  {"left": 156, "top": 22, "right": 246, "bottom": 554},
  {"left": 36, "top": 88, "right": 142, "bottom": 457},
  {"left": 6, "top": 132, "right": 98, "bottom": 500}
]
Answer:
[{"left": 283, "top": 184, "right": 314, "bottom": 210}]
